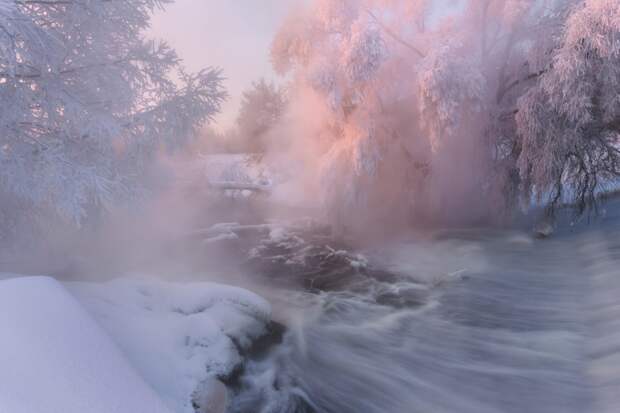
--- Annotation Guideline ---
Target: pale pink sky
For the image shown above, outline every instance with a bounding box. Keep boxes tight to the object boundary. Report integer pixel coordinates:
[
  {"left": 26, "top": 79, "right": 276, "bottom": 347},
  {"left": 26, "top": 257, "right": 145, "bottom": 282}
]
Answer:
[{"left": 150, "top": 0, "right": 305, "bottom": 130}]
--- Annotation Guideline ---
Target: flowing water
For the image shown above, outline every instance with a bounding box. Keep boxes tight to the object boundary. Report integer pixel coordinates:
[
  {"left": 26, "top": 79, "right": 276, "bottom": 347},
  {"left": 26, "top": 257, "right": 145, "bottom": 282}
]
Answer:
[{"left": 224, "top": 203, "right": 620, "bottom": 413}]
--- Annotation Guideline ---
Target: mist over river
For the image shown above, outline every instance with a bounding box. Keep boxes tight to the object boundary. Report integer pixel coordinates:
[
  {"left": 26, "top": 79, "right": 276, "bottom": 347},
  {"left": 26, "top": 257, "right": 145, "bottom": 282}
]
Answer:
[{"left": 220, "top": 202, "right": 620, "bottom": 413}]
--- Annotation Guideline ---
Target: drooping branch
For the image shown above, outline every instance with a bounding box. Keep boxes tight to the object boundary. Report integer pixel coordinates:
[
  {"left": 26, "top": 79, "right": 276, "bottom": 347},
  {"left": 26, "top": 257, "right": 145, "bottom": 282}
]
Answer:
[
  {"left": 0, "top": 42, "right": 177, "bottom": 80},
  {"left": 0, "top": 58, "right": 132, "bottom": 79},
  {"left": 496, "top": 69, "right": 545, "bottom": 104},
  {"left": 366, "top": 10, "right": 425, "bottom": 58}
]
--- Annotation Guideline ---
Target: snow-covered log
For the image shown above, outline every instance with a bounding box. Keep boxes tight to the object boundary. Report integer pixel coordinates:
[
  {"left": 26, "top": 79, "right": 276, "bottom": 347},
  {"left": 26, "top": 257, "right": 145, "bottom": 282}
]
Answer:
[{"left": 208, "top": 181, "right": 272, "bottom": 193}]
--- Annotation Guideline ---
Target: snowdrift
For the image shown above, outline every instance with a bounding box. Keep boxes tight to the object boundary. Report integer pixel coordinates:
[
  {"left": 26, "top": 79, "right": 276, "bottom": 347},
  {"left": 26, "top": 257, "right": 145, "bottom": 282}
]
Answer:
[{"left": 0, "top": 276, "right": 171, "bottom": 413}]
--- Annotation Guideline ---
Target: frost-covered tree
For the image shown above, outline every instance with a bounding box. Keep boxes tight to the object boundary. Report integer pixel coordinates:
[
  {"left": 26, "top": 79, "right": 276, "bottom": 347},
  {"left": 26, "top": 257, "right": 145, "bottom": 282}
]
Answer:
[
  {"left": 236, "top": 79, "right": 287, "bottom": 153},
  {"left": 0, "top": 0, "right": 225, "bottom": 231},
  {"left": 516, "top": 0, "right": 620, "bottom": 215},
  {"left": 271, "top": 0, "right": 620, "bottom": 232}
]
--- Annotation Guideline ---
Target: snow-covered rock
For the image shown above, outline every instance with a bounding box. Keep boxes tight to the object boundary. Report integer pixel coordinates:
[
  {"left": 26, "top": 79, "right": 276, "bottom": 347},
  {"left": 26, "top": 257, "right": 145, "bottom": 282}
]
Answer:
[
  {"left": 0, "top": 276, "right": 171, "bottom": 413},
  {"left": 66, "top": 278, "right": 271, "bottom": 413}
]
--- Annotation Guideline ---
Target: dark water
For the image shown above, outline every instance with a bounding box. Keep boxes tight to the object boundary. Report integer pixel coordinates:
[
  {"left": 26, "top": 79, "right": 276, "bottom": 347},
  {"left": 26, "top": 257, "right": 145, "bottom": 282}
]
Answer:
[{"left": 225, "top": 205, "right": 620, "bottom": 413}]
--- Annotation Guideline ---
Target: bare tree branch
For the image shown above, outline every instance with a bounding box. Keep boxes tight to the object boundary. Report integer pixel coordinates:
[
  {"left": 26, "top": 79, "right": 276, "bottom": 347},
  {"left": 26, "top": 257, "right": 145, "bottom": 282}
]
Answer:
[{"left": 366, "top": 10, "right": 425, "bottom": 58}]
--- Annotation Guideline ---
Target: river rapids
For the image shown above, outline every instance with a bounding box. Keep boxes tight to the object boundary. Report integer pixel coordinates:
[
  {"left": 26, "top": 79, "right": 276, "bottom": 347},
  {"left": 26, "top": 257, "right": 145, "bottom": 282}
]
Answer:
[{"left": 214, "top": 203, "right": 620, "bottom": 413}]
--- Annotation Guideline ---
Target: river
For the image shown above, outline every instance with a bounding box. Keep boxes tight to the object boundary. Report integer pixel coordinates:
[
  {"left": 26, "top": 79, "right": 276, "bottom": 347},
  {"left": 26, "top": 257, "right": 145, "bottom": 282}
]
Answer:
[{"left": 219, "top": 201, "right": 620, "bottom": 413}]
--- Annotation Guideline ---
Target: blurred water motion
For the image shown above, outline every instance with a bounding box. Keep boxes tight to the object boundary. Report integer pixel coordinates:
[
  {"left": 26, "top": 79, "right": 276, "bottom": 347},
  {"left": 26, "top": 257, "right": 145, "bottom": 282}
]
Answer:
[{"left": 228, "top": 205, "right": 620, "bottom": 413}]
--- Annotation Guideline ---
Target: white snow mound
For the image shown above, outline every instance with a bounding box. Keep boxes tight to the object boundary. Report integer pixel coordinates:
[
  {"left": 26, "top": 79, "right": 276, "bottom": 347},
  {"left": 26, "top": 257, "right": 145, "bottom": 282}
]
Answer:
[{"left": 66, "top": 278, "right": 272, "bottom": 413}]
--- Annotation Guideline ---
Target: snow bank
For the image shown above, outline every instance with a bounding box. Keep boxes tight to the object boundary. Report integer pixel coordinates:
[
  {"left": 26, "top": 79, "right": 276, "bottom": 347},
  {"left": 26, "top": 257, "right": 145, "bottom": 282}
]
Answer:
[
  {"left": 66, "top": 278, "right": 271, "bottom": 413},
  {"left": 0, "top": 276, "right": 171, "bottom": 413}
]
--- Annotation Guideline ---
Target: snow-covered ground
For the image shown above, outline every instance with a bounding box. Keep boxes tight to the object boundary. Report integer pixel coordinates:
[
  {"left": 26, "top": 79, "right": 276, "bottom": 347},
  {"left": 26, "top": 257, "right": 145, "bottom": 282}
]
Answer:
[
  {"left": 0, "top": 276, "right": 171, "bottom": 413},
  {"left": 0, "top": 275, "right": 271, "bottom": 413}
]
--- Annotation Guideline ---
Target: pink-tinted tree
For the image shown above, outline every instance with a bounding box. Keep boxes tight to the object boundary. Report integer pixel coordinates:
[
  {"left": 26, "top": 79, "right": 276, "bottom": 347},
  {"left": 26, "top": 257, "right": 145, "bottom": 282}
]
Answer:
[{"left": 271, "top": 0, "right": 620, "bottom": 232}]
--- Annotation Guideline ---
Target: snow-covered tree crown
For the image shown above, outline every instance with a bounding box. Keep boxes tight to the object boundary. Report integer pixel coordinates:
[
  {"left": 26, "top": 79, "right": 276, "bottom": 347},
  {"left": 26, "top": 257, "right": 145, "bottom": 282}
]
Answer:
[
  {"left": 236, "top": 79, "right": 287, "bottom": 153},
  {"left": 271, "top": 0, "right": 620, "bottom": 231},
  {"left": 0, "top": 0, "right": 225, "bottom": 225}
]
